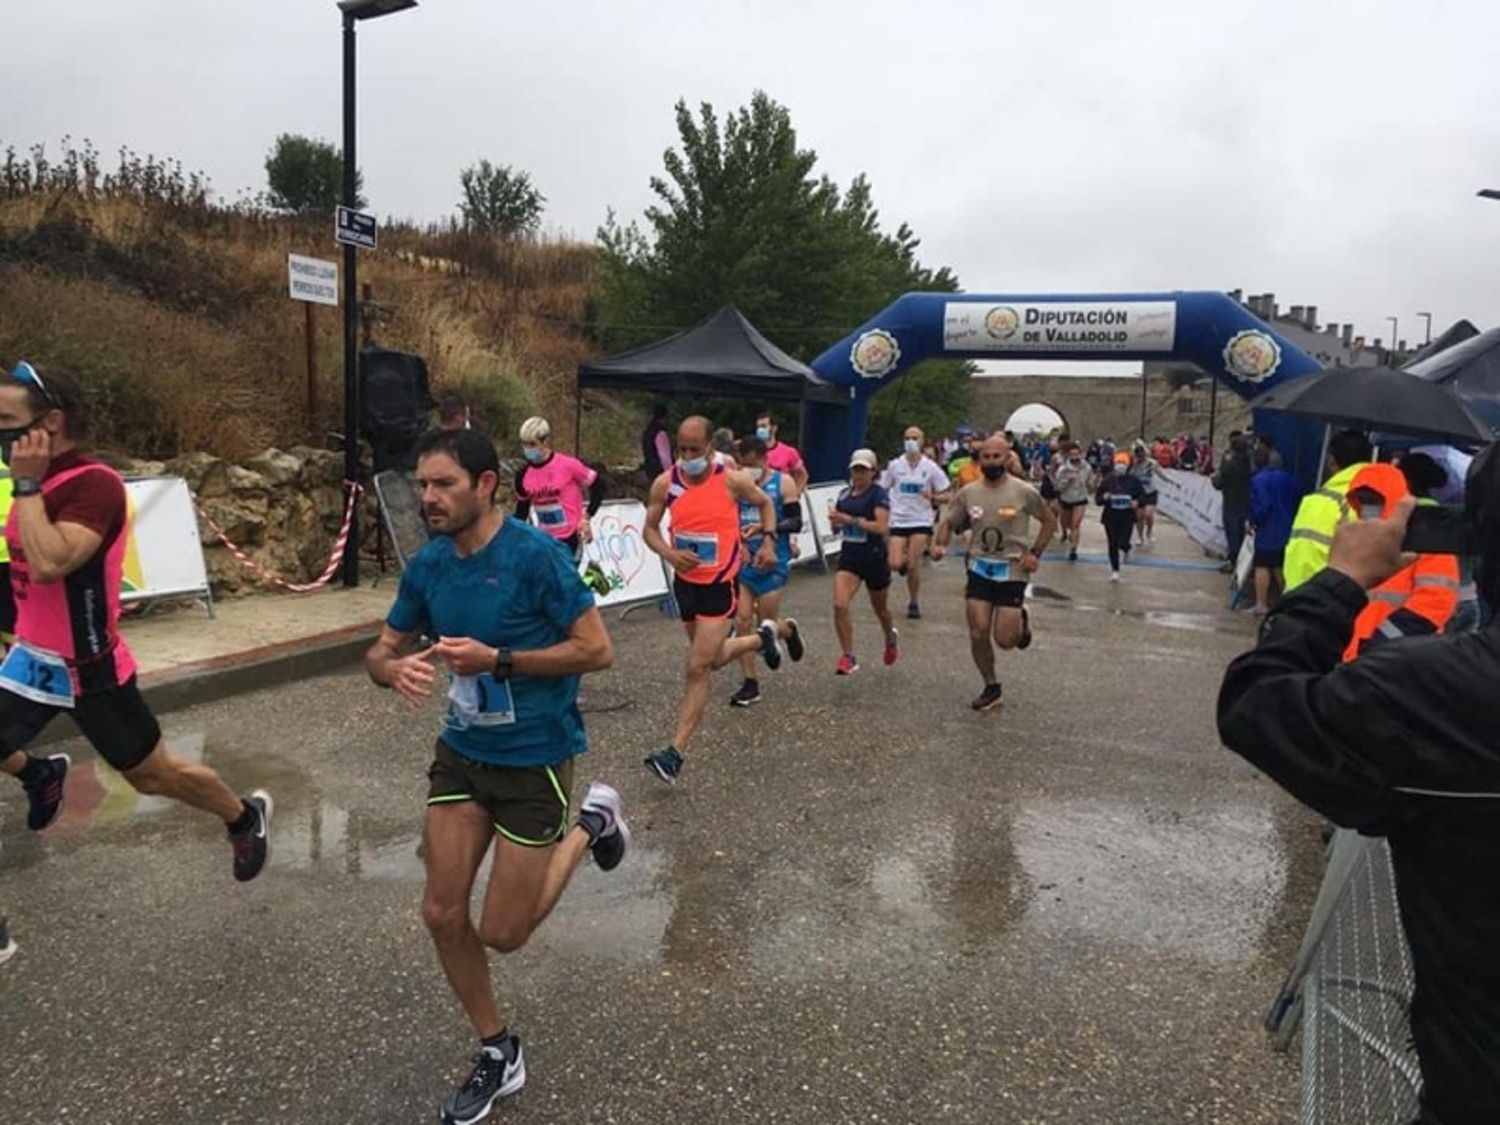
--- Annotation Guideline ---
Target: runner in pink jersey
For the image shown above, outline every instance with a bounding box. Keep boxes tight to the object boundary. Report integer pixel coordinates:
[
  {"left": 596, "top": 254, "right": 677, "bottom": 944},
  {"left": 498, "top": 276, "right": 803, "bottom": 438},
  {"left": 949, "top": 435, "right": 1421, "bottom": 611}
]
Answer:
[
  {"left": 513, "top": 415, "right": 605, "bottom": 557},
  {"left": 755, "top": 410, "right": 808, "bottom": 490},
  {"left": 0, "top": 361, "right": 273, "bottom": 881}
]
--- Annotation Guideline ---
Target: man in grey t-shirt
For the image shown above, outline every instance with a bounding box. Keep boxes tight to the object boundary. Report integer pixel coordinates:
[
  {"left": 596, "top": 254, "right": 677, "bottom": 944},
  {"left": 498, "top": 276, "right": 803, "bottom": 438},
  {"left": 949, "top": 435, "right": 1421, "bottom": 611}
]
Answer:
[{"left": 933, "top": 436, "right": 1057, "bottom": 712}]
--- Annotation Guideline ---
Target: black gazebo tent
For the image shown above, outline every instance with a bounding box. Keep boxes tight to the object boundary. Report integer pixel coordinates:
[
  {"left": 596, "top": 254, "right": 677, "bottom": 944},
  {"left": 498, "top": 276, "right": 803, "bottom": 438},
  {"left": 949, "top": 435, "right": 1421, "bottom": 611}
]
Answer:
[{"left": 576, "top": 306, "right": 850, "bottom": 430}]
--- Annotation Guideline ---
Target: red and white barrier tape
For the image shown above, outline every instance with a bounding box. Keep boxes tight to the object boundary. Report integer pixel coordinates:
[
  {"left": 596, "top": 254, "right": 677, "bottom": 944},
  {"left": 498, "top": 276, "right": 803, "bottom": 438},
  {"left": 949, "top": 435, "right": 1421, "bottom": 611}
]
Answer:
[{"left": 196, "top": 482, "right": 363, "bottom": 593}]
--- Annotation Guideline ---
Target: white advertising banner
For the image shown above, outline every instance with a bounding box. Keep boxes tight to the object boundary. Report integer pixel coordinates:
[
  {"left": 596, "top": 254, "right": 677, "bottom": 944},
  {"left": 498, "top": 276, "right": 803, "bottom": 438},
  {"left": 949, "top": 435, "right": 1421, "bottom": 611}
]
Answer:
[
  {"left": 580, "top": 499, "right": 673, "bottom": 610},
  {"left": 1153, "top": 467, "right": 1228, "bottom": 556},
  {"left": 122, "top": 477, "right": 212, "bottom": 602},
  {"left": 942, "top": 300, "right": 1177, "bottom": 353},
  {"left": 803, "top": 481, "right": 849, "bottom": 560}
]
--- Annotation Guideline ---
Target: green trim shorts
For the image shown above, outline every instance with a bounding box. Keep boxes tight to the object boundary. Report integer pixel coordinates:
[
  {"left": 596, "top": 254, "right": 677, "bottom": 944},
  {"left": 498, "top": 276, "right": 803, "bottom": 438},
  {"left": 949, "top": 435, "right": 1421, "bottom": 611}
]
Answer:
[{"left": 426, "top": 738, "right": 574, "bottom": 848}]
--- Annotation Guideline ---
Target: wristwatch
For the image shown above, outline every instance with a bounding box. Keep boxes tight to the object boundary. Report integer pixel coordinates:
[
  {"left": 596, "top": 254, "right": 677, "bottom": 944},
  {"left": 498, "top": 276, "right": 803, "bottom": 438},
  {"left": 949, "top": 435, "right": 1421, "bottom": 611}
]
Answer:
[
  {"left": 492, "top": 646, "right": 514, "bottom": 680},
  {"left": 12, "top": 477, "right": 41, "bottom": 497},
  {"left": 760, "top": 528, "right": 778, "bottom": 538}
]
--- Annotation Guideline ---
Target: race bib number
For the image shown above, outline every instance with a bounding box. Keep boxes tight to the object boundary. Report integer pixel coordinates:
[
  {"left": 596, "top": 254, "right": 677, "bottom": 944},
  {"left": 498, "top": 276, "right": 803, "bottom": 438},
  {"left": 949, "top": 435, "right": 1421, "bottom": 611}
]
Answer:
[
  {"left": 447, "top": 673, "right": 517, "bottom": 730},
  {"left": 0, "top": 640, "right": 75, "bottom": 709},
  {"left": 535, "top": 503, "right": 567, "bottom": 527},
  {"left": 969, "top": 557, "right": 1011, "bottom": 582},
  {"left": 673, "top": 531, "right": 720, "bottom": 566},
  {"left": 841, "top": 519, "right": 868, "bottom": 543},
  {"left": 1108, "top": 494, "right": 1134, "bottom": 510},
  {"left": 899, "top": 480, "right": 925, "bottom": 495}
]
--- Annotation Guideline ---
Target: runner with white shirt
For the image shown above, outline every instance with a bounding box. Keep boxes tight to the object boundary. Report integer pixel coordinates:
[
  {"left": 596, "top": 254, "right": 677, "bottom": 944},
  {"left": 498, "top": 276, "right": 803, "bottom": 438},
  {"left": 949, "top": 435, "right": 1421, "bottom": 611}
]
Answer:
[{"left": 882, "top": 427, "right": 951, "bottom": 620}]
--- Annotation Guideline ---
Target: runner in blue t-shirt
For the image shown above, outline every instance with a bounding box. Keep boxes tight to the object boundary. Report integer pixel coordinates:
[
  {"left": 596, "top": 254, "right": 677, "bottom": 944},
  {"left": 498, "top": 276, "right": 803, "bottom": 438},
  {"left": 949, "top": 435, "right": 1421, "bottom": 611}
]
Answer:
[
  {"left": 365, "top": 428, "right": 629, "bottom": 1125},
  {"left": 828, "top": 448, "right": 899, "bottom": 674}
]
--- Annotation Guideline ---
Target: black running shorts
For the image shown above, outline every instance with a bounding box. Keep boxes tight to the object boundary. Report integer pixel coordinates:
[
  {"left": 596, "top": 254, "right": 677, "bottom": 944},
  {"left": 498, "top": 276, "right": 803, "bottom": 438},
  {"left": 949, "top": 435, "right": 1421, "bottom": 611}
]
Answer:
[
  {"left": 965, "top": 574, "right": 1028, "bottom": 607},
  {"left": 0, "top": 676, "right": 162, "bottom": 772},
  {"left": 888, "top": 525, "right": 934, "bottom": 539},
  {"left": 838, "top": 553, "right": 892, "bottom": 591},
  {"left": 426, "top": 739, "right": 575, "bottom": 848},
  {"left": 673, "top": 577, "right": 737, "bottom": 622}
]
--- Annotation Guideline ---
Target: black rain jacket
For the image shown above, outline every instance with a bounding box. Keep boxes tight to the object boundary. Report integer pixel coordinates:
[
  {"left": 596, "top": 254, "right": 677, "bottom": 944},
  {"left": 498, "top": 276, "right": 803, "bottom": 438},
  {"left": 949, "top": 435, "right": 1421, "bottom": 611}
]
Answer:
[{"left": 1218, "top": 569, "right": 1500, "bottom": 1125}]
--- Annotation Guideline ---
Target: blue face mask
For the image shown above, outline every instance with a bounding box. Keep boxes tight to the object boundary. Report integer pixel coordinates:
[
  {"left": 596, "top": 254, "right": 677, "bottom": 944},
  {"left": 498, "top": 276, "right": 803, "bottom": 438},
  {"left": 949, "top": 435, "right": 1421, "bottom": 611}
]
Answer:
[
  {"left": 903, "top": 438, "right": 920, "bottom": 455},
  {"left": 755, "top": 427, "right": 771, "bottom": 441},
  {"left": 523, "top": 447, "right": 545, "bottom": 464},
  {"left": 680, "top": 455, "right": 709, "bottom": 476}
]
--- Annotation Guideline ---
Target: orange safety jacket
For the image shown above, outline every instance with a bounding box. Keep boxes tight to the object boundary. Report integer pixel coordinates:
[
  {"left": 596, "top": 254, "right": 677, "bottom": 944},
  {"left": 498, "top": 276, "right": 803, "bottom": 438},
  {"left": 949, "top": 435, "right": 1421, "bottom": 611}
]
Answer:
[{"left": 1342, "top": 463, "right": 1460, "bottom": 661}]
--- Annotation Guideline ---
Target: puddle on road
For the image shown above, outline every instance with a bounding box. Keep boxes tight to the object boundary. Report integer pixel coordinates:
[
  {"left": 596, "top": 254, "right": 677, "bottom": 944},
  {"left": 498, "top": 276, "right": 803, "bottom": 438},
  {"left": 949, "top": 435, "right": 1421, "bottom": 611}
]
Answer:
[{"left": 4, "top": 728, "right": 1293, "bottom": 975}]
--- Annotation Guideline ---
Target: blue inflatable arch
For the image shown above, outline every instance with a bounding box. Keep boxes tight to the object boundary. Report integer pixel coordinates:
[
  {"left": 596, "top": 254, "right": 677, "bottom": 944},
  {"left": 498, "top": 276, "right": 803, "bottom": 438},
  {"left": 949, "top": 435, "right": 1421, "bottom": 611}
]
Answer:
[{"left": 802, "top": 291, "right": 1326, "bottom": 489}]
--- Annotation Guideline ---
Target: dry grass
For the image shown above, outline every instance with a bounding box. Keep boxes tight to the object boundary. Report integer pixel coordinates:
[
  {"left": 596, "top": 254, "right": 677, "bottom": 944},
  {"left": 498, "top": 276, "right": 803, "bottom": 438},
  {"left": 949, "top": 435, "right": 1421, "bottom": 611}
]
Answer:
[{"left": 0, "top": 169, "right": 621, "bottom": 462}]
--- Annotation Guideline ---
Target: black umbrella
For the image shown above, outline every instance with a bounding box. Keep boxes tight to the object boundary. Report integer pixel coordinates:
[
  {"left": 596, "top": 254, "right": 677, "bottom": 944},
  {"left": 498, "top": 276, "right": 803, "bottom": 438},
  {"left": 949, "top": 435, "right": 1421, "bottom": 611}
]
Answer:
[{"left": 1248, "top": 365, "right": 1496, "bottom": 443}]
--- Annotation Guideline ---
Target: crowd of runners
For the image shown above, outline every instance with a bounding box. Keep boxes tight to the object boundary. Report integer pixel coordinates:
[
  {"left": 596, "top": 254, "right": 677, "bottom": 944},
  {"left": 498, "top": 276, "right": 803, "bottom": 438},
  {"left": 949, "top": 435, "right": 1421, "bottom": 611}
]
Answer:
[{"left": 1, "top": 371, "right": 1208, "bottom": 1125}]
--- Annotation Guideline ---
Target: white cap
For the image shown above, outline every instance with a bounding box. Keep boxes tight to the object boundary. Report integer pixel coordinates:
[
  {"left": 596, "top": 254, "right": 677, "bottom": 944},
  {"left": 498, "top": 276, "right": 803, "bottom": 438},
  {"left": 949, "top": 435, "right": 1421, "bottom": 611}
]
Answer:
[{"left": 849, "top": 448, "right": 878, "bottom": 470}]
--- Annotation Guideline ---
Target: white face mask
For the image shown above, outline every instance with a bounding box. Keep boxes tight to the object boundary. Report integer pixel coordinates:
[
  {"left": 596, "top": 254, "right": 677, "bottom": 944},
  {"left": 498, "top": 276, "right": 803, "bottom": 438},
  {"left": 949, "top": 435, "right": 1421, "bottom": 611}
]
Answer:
[{"left": 904, "top": 438, "right": 920, "bottom": 455}]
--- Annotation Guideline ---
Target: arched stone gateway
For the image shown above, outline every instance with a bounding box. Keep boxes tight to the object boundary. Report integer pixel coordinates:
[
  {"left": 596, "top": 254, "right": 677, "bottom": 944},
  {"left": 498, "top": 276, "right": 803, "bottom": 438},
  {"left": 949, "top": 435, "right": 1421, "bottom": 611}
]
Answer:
[{"left": 803, "top": 291, "right": 1323, "bottom": 488}]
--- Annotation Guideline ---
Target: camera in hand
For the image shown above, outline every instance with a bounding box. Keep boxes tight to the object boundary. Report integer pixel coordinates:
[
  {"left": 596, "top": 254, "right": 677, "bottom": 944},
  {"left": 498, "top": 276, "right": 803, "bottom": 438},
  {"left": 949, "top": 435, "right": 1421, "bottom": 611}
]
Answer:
[{"left": 1402, "top": 504, "right": 1468, "bottom": 555}]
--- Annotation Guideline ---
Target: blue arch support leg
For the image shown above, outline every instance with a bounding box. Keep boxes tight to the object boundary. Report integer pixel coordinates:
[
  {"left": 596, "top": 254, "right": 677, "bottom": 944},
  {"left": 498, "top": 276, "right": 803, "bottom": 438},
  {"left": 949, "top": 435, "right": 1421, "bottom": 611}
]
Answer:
[{"left": 803, "top": 291, "right": 1327, "bottom": 493}]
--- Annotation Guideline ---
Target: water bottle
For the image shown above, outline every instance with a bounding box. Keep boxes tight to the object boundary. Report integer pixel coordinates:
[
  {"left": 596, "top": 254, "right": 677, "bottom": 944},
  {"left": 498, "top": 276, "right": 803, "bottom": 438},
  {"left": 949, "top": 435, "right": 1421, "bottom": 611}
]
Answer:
[{"left": 448, "top": 673, "right": 480, "bottom": 730}]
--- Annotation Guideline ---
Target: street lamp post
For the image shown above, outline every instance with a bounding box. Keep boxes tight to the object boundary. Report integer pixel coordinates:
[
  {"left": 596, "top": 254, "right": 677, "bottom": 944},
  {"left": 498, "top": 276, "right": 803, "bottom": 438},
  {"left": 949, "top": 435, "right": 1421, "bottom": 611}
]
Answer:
[
  {"left": 1386, "top": 316, "right": 1399, "bottom": 359},
  {"left": 337, "top": 0, "right": 417, "bottom": 588},
  {"left": 1417, "top": 311, "right": 1432, "bottom": 347}
]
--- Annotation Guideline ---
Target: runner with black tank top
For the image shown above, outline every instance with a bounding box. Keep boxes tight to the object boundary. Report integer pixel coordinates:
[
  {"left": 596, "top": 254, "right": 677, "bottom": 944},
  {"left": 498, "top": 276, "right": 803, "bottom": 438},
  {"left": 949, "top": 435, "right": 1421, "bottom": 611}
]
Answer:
[
  {"left": 829, "top": 448, "right": 898, "bottom": 674},
  {"left": 641, "top": 417, "right": 782, "bottom": 785},
  {"left": 0, "top": 361, "right": 272, "bottom": 880}
]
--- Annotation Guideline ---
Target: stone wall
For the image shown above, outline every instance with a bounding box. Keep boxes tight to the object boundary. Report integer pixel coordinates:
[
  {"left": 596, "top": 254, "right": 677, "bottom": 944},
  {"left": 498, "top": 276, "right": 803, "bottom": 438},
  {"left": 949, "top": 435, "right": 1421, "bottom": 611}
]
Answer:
[{"left": 116, "top": 447, "right": 653, "bottom": 597}]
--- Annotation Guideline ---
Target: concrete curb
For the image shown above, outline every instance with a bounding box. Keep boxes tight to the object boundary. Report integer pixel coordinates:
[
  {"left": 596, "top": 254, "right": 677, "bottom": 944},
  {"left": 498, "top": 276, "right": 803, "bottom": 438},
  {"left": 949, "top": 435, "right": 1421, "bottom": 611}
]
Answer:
[
  {"left": 34, "top": 621, "right": 383, "bottom": 747},
  {"left": 137, "top": 620, "right": 384, "bottom": 714}
]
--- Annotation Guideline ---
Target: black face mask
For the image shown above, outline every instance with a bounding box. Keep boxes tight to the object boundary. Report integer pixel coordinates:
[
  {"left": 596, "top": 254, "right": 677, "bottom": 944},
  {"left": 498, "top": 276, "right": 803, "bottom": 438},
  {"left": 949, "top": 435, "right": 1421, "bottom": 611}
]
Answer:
[
  {"left": 0, "top": 418, "right": 46, "bottom": 464},
  {"left": 981, "top": 464, "right": 1006, "bottom": 481}
]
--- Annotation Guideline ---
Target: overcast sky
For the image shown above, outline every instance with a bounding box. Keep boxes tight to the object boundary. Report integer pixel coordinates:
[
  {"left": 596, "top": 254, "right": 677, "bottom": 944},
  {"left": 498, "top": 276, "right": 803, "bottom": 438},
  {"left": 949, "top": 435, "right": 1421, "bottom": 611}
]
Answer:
[{"left": 5, "top": 0, "right": 1499, "bottom": 378}]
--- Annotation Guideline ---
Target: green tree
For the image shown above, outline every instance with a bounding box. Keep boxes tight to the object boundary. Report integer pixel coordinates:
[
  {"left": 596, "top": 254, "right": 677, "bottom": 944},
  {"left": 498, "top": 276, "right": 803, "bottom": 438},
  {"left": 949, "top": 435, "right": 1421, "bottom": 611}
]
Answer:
[
  {"left": 264, "top": 133, "right": 362, "bottom": 216},
  {"left": 459, "top": 159, "right": 545, "bottom": 237},
  {"left": 596, "top": 92, "right": 970, "bottom": 451}
]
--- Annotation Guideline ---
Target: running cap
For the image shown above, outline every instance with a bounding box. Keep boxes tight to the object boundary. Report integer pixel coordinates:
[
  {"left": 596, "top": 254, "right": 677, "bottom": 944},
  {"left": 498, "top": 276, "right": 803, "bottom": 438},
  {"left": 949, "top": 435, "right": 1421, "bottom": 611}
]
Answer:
[{"left": 849, "top": 448, "right": 878, "bottom": 470}]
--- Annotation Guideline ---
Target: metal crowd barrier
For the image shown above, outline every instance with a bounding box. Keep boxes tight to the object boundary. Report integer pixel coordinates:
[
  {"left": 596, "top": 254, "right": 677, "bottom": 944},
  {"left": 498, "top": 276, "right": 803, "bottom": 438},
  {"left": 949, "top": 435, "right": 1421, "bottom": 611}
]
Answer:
[{"left": 1266, "top": 829, "right": 1422, "bottom": 1124}]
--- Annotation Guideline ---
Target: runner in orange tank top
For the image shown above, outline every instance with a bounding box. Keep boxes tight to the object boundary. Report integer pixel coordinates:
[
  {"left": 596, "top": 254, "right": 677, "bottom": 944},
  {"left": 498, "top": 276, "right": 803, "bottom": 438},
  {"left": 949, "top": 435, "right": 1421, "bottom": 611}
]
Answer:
[{"left": 642, "top": 416, "right": 784, "bottom": 786}]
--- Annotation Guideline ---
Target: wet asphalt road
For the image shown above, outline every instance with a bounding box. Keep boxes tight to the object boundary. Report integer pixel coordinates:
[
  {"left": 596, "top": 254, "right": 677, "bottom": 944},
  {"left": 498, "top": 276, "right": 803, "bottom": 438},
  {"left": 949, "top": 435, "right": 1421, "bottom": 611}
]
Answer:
[{"left": 0, "top": 525, "right": 1323, "bottom": 1124}]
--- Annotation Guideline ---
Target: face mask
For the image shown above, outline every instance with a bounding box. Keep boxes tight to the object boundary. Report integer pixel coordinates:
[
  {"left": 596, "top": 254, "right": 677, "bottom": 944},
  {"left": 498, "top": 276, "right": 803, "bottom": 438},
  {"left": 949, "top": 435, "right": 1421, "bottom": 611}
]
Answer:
[
  {"left": 755, "top": 427, "right": 771, "bottom": 441},
  {"left": 981, "top": 464, "right": 1006, "bottom": 481},
  {"left": 0, "top": 419, "right": 44, "bottom": 464},
  {"left": 1114, "top": 462, "right": 1128, "bottom": 474},
  {"left": 903, "top": 439, "right": 920, "bottom": 455},
  {"left": 522, "top": 447, "right": 545, "bottom": 464},
  {"left": 680, "top": 455, "right": 709, "bottom": 476}
]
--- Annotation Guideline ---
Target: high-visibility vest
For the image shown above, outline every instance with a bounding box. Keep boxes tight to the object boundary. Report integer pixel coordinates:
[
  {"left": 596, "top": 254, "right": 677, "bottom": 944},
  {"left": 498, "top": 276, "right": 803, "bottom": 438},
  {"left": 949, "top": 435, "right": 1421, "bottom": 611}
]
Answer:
[
  {"left": 1338, "top": 463, "right": 1460, "bottom": 660},
  {"left": 0, "top": 458, "right": 12, "bottom": 565},
  {"left": 1283, "top": 461, "right": 1369, "bottom": 590}
]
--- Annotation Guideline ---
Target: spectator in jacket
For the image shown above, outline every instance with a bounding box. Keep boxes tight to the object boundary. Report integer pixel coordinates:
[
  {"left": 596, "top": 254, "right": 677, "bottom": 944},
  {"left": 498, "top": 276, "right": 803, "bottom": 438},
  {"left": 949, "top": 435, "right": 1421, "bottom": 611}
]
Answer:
[
  {"left": 1246, "top": 447, "right": 1301, "bottom": 616},
  {"left": 1218, "top": 442, "right": 1500, "bottom": 1125},
  {"left": 1212, "top": 432, "right": 1252, "bottom": 572},
  {"left": 641, "top": 404, "right": 671, "bottom": 479}
]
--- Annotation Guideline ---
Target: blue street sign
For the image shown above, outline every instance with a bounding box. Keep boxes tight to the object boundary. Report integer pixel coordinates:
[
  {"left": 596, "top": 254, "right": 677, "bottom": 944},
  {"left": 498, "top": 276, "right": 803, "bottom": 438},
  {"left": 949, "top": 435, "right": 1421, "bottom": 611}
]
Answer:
[{"left": 335, "top": 206, "right": 377, "bottom": 250}]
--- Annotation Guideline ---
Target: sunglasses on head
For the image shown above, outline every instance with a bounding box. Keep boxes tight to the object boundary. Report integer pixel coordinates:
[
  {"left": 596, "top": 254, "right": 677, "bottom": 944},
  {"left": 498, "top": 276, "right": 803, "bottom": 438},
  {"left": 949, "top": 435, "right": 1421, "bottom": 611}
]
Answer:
[{"left": 9, "top": 361, "right": 59, "bottom": 410}]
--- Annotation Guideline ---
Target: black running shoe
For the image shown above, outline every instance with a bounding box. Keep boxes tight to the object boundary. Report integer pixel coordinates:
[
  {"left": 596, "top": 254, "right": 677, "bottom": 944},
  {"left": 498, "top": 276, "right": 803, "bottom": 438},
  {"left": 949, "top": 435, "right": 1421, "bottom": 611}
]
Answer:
[
  {"left": 756, "top": 620, "right": 783, "bottom": 671},
  {"left": 442, "top": 1038, "right": 526, "bottom": 1125},
  {"left": 971, "top": 683, "right": 1004, "bottom": 712},
  {"left": 229, "top": 790, "right": 273, "bottom": 883},
  {"left": 729, "top": 680, "right": 762, "bottom": 707},
  {"left": 644, "top": 747, "right": 683, "bottom": 785},
  {"left": 23, "top": 753, "right": 70, "bottom": 831},
  {"left": 784, "top": 618, "right": 804, "bottom": 662},
  {"left": 1017, "top": 608, "right": 1033, "bottom": 651},
  {"left": 907, "top": 601, "right": 922, "bottom": 620},
  {"left": 1068, "top": 549, "right": 1078, "bottom": 562}
]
